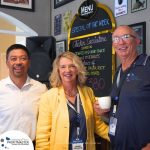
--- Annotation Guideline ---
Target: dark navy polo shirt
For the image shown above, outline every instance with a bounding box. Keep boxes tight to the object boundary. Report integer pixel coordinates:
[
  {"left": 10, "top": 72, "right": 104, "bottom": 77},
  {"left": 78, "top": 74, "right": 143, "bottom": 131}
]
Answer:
[{"left": 109, "top": 54, "right": 150, "bottom": 150}]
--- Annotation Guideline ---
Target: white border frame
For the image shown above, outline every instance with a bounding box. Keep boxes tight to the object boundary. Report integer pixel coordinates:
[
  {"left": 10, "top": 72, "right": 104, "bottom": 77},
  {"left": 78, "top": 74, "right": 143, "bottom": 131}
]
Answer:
[{"left": 56, "top": 40, "right": 66, "bottom": 56}]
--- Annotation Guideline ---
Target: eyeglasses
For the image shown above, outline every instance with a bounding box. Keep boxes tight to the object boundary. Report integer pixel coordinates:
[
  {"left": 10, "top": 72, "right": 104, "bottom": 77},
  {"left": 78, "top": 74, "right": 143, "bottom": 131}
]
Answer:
[{"left": 112, "top": 34, "right": 136, "bottom": 43}]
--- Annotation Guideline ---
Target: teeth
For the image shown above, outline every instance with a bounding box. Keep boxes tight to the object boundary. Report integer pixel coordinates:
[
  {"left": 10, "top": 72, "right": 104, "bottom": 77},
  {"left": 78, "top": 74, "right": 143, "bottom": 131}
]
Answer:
[
  {"left": 65, "top": 74, "right": 71, "bottom": 77},
  {"left": 119, "top": 47, "right": 126, "bottom": 51},
  {"left": 14, "top": 68, "right": 22, "bottom": 71},
  {"left": 15, "top": 68, "right": 21, "bottom": 70}
]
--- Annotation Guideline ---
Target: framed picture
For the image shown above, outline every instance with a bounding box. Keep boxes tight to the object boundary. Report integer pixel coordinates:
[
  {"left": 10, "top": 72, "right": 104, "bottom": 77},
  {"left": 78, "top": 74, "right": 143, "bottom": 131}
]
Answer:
[
  {"left": 131, "top": 0, "right": 147, "bottom": 13},
  {"left": 54, "top": 0, "right": 74, "bottom": 9},
  {"left": 56, "top": 40, "right": 66, "bottom": 56},
  {"left": 54, "top": 14, "right": 62, "bottom": 36},
  {"left": 129, "top": 22, "right": 146, "bottom": 54},
  {"left": 0, "top": 0, "right": 34, "bottom": 11}
]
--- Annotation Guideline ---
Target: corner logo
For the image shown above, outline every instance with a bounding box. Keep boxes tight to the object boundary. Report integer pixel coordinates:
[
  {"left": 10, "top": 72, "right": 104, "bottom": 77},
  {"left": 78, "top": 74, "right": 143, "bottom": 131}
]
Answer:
[
  {"left": 0, "top": 130, "right": 33, "bottom": 150},
  {"left": 0, "top": 137, "right": 10, "bottom": 149}
]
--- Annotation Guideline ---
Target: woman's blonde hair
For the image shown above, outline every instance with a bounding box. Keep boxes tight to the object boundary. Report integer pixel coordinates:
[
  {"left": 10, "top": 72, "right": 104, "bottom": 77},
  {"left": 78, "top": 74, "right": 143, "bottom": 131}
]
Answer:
[
  {"left": 49, "top": 51, "right": 86, "bottom": 87},
  {"left": 50, "top": 51, "right": 87, "bottom": 87}
]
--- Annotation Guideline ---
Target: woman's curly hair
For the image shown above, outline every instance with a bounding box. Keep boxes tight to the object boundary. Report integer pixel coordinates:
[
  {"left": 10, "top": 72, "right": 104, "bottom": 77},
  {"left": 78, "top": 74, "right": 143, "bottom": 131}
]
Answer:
[{"left": 50, "top": 51, "right": 87, "bottom": 87}]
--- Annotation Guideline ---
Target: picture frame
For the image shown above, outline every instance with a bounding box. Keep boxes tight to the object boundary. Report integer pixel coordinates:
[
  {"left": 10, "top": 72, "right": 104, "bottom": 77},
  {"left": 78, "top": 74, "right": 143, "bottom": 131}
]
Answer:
[
  {"left": 129, "top": 22, "right": 146, "bottom": 54},
  {"left": 131, "top": 0, "right": 147, "bottom": 13},
  {"left": 54, "top": 14, "right": 62, "bottom": 36},
  {"left": 54, "top": 0, "right": 74, "bottom": 9},
  {"left": 0, "top": 0, "right": 34, "bottom": 11},
  {"left": 56, "top": 40, "right": 66, "bottom": 56}
]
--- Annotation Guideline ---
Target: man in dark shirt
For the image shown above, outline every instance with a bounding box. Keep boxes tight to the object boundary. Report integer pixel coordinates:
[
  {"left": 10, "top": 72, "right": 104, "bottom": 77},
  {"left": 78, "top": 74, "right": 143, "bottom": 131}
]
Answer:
[{"left": 94, "top": 25, "right": 150, "bottom": 150}]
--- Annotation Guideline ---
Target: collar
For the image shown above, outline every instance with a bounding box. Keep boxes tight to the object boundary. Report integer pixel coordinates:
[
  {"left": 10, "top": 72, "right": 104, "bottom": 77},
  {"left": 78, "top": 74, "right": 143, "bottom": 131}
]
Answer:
[
  {"left": 116, "top": 54, "right": 149, "bottom": 73},
  {"left": 134, "top": 54, "right": 149, "bottom": 66},
  {"left": 5, "top": 76, "right": 34, "bottom": 87}
]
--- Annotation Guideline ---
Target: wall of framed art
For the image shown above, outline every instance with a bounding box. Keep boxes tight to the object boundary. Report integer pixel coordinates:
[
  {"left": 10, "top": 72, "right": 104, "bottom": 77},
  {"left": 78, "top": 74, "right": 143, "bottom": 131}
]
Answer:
[
  {"left": 0, "top": 0, "right": 150, "bottom": 59},
  {"left": 51, "top": 0, "right": 150, "bottom": 60}
]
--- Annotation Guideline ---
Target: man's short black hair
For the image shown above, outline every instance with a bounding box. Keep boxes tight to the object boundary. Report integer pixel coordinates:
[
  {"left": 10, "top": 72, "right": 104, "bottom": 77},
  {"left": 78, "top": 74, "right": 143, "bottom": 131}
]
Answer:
[{"left": 6, "top": 44, "right": 30, "bottom": 60}]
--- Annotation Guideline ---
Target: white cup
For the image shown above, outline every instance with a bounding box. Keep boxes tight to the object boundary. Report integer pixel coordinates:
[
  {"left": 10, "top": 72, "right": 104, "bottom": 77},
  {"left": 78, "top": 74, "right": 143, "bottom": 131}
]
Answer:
[{"left": 98, "top": 96, "right": 111, "bottom": 109}]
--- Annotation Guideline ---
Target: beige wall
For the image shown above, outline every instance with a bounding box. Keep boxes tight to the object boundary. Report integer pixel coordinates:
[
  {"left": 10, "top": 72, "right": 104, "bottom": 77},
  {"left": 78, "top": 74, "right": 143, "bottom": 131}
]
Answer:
[{"left": 0, "top": 18, "right": 16, "bottom": 79}]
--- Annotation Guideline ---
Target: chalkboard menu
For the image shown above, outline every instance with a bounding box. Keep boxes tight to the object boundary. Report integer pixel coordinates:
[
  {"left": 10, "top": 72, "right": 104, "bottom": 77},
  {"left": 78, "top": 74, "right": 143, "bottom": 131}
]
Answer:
[
  {"left": 70, "top": 7, "right": 113, "bottom": 38},
  {"left": 68, "top": 0, "right": 116, "bottom": 97},
  {"left": 70, "top": 33, "right": 112, "bottom": 96}
]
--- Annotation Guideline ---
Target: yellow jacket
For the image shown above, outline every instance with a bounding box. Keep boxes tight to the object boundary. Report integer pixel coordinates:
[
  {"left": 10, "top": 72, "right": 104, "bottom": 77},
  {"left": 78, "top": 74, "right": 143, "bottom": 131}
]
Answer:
[{"left": 36, "top": 85, "right": 109, "bottom": 150}]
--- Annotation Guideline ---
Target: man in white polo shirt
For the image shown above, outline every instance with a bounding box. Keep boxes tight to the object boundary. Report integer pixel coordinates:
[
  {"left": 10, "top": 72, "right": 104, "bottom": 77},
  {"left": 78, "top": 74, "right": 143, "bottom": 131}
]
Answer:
[{"left": 0, "top": 44, "right": 47, "bottom": 143}]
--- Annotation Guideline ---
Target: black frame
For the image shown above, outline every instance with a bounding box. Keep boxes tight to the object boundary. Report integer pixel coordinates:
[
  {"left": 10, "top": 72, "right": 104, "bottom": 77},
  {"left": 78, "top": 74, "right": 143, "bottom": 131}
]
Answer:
[
  {"left": 0, "top": 0, "right": 34, "bottom": 11},
  {"left": 131, "top": 0, "right": 147, "bottom": 13},
  {"left": 56, "top": 40, "right": 66, "bottom": 56},
  {"left": 54, "top": 14, "right": 62, "bottom": 36},
  {"left": 54, "top": 0, "right": 74, "bottom": 9},
  {"left": 129, "top": 22, "right": 146, "bottom": 54}
]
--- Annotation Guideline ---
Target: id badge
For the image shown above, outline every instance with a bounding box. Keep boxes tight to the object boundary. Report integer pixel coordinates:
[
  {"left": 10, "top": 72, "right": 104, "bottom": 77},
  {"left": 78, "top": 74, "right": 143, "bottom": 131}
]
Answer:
[
  {"left": 72, "top": 139, "right": 83, "bottom": 150},
  {"left": 109, "top": 116, "right": 117, "bottom": 136}
]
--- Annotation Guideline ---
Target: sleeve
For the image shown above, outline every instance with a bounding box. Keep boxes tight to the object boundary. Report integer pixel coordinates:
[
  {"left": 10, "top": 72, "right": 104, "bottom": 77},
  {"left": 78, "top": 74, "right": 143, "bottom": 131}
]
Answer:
[
  {"left": 89, "top": 87, "right": 110, "bottom": 141},
  {"left": 94, "top": 111, "right": 110, "bottom": 141},
  {"left": 36, "top": 93, "right": 52, "bottom": 150}
]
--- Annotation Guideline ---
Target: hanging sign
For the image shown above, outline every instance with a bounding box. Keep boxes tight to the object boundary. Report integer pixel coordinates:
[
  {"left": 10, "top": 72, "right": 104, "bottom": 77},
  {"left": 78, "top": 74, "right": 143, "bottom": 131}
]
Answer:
[{"left": 78, "top": 0, "right": 97, "bottom": 19}]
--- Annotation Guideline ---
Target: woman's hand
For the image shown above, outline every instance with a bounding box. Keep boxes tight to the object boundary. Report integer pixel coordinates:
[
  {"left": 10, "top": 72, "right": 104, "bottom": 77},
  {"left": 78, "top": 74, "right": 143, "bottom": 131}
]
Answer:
[{"left": 94, "top": 100, "right": 110, "bottom": 116}]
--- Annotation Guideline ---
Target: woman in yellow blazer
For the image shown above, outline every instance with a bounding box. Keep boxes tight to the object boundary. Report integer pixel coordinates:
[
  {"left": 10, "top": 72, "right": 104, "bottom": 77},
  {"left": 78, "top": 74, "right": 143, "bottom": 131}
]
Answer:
[{"left": 36, "top": 51, "right": 109, "bottom": 150}]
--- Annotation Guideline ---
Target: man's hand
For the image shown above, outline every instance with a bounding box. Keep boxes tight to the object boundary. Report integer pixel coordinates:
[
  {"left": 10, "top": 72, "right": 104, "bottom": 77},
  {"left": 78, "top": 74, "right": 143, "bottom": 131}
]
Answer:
[{"left": 94, "top": 100, "right": 110, "bottom": 115}]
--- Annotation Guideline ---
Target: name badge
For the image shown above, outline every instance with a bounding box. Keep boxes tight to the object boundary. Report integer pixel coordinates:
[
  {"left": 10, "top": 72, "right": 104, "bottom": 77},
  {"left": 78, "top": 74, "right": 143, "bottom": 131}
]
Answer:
[
  {"left": 109, "top": 116, "right": 117, "bottom": 136},
  {"left": 72, "top": 140, "right": 83, "bottom": 150}
]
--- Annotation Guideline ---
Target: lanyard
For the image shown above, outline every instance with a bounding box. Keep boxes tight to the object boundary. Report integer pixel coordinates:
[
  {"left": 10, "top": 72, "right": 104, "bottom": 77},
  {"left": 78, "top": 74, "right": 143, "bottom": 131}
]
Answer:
[
  {"left": 115, "top": 66, "right": 133, "bottom": 99},
  {"left": 113, "top": 55, "right": 140, "bottom": 114},
  {"left": 112, "top": 104, "right": 117, "bottom": 115},
  {"left": 67, "top": 94, "right": 80, "bottom": 140},
  {"left": 67, "top": 94, "right": 80, "bottom": 113},
  {"left": 116, "top": 56, "right": 140, "bottom": 92},
  {"left": 116, "top": 68, "right": 121, "bottom": 88},
  {"left": 113, "top": 64, "right": 134, "bottom": 113}
]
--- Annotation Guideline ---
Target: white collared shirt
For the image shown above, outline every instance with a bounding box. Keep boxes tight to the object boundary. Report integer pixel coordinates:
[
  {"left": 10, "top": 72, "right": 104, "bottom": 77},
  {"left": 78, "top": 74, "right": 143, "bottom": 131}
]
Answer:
[{"left": 0, "top": 76, "right": 47, "bottom": 141}]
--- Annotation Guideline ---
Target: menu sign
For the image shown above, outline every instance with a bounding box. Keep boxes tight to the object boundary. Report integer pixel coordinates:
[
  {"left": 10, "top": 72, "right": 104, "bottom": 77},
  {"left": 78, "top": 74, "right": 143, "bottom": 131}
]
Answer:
[
  {"left": 70, "top": 7, "right": 113, "bottom": 38},
  {"left": 78, "top": 0, "right": 97, "bottom": 19},
  {"left": 69, "top": 0, "right": 116, "bottom": 97},
  {"left": 70, "top": 33, "right": 112, "bottom": 96}
]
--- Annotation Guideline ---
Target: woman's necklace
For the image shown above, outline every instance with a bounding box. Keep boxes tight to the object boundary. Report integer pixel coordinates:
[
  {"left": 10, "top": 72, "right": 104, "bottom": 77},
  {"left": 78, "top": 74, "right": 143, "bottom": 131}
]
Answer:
[{"left": 64, "top": 89, "right": 78, "bottom": 97}]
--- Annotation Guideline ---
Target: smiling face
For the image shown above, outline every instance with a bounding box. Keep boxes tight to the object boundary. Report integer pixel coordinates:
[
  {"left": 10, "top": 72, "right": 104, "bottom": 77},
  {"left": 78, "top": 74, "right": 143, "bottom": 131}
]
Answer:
[
  {"left": 58, "top": 57, "right": 78, "bottom": 86},
  {"left": 6, "top": 49, "right": 30, "bottom": 79},
  {"left": 112, "top": 26, "right": 140, "bottom": 62}
]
